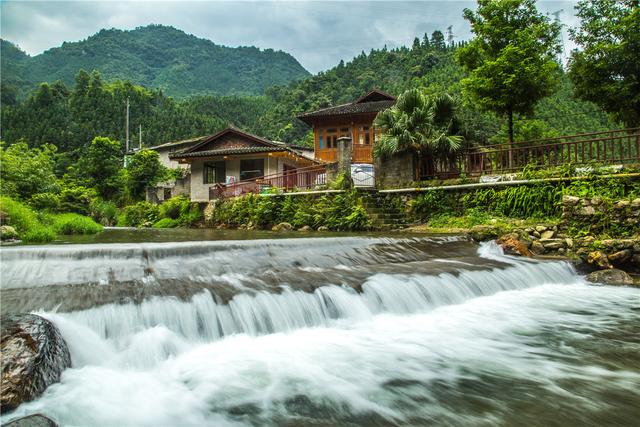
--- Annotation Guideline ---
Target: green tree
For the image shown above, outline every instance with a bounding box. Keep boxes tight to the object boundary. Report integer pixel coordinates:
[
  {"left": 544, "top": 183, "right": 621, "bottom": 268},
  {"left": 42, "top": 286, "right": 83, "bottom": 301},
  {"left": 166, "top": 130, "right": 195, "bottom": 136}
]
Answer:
[
  {"left": 79, "top": 136, "right": 124, "bottom": 199},
  {"left": 373, "top": 89, "right": 463, "bottom": 170},
  {"left": 568, "top": 0, "right": 640, "bottom": 127},
  {"left": 0, "top": 141, "right": 60, "bottom": 200},
  {"left": 125, "top": 149, "right": 166, "bottom": 200},
  {"left": 456, "top": 0, "right": 562, "bottom": 149}
]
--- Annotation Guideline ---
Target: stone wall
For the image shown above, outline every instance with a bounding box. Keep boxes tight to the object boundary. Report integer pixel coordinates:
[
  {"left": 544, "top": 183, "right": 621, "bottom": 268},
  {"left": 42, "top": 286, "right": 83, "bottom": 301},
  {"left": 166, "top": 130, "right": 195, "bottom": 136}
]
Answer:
[
  {"left": 375, "top": 151, "right": 415, "bottom": 188},
  {"left": 561, "top": 195, "right": 640, "bottom": 235}
]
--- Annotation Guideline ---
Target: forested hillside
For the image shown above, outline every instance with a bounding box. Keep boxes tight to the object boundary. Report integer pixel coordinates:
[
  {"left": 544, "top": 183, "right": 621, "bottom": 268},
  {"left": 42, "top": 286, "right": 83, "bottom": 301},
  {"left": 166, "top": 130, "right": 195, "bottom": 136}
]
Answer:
[
  {"left": 1, "top": 30, "right": 619, "bottom": 165},
  {"left": 0, "top": 25, "right": 309, "bottom": 98}
]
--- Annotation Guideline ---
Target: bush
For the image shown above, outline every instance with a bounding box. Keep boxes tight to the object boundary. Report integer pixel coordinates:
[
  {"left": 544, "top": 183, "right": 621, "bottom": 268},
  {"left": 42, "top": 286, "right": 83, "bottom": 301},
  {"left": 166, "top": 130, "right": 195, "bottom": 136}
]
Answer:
[
  {"left": 119, "top": 201, "right": 159, "bottom": 227},
  {"left": 153, "top": 218, "right": 181, "bottom": 228},
  {"left": 59, "top": 184, "right": 97, "bottom": 215},
  {"left": 50, "top": 213, "right": 103, "bottom": 235},
  {"left": 0, "top": 196, "right": 55, "bottom": 242},
  {"left": 28, "top": 193, "right": 61, "bottom": 211},
  {"left": 90, "top": 199, "right": 118, "bottom": 226}
]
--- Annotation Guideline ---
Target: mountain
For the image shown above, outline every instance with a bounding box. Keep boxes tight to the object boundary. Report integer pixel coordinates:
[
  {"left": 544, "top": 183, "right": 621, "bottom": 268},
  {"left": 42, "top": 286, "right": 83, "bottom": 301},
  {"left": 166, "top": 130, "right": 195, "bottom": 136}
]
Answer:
[{"left": 0, "top": 25, "right": 310, "bottom": 98}]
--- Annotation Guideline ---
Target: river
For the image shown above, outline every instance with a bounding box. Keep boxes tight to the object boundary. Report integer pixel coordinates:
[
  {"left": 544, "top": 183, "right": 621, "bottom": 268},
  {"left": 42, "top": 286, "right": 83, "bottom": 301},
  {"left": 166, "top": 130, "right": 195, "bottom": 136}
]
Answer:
[{"left": 1, "top": 229, "right": 639, "bottom": 426}]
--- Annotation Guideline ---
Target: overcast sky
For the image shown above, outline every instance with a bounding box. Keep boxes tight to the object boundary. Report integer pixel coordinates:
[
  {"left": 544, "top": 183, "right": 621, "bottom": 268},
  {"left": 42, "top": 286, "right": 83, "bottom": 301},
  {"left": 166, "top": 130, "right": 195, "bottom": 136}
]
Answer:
[{"left": 1, "top": 0, "right": 579, "bottom": 74}]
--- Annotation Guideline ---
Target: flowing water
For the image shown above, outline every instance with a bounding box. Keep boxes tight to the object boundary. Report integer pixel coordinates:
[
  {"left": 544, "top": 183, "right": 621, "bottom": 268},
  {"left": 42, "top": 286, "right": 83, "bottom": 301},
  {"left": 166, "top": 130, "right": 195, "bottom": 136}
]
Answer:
[{"left": 1, "top": 231, "right": 639, "bottom": 426}]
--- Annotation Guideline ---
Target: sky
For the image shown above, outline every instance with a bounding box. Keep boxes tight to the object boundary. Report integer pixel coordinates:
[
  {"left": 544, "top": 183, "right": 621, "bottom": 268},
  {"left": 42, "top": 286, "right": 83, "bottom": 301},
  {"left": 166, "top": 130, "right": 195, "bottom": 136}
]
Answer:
[{"left": 1, "top": 0, "right": 579, "bottom": 74}]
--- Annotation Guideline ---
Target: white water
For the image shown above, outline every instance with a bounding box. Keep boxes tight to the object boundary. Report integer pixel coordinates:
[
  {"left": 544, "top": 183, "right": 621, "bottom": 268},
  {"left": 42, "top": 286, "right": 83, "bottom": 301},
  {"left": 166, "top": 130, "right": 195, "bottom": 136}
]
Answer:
[{"left": 3, "top": 240, "right": 640, "bottom": 426}]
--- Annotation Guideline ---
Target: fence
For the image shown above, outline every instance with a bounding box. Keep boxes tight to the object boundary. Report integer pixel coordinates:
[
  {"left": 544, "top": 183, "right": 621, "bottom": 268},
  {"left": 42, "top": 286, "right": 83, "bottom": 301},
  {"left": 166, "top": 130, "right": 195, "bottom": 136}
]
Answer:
[
  {"left": 462, "top": 128, "right": 640, "bottom": 176},
  {"left": 209, "top": 165, "right": 327, "bottom": 199}
]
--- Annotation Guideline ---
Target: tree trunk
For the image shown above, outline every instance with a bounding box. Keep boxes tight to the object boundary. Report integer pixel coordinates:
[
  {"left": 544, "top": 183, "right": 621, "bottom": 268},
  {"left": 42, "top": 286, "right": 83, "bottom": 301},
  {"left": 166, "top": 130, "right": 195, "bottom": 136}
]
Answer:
[{"left": 507, "top": 108, "right": 514, "bottom": 170}]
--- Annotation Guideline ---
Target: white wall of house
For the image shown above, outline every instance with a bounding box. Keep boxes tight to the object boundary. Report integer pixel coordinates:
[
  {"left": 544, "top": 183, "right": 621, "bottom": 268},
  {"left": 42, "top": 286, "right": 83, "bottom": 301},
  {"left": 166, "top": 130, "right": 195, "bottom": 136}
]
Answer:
[
  {"left": 157, "top": 149, "right": 189, "bottom": 169},
  {"left": 189, "top": 155, "right": 308, "bottom": 201}
]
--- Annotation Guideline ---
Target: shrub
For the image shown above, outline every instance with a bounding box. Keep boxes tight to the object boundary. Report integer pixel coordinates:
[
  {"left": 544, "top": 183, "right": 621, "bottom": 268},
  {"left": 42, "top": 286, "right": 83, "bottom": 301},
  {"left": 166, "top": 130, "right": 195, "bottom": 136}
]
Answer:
[
  {"left": 59, "top": 184, "right": 97, "bottom": 215},
  {"left": 0, "top": 196, "right": 56, "bottom": 242},
  {"left": 28, "top": 193, "right": 61, "bottom": 211},
  {"left": 90, "top": 199, "right": 118, "bottom": 226},
  {"left": 51, "top": 213, "right": 103, "bottom": 235},
  {"left": 157, "top": 196, "right": 203, "bottom": 226},
  {"left": 153, "top": 218, "right": 181, "bottom": 228},
  {"left": 119, "top": 202, "right": 159, "bottom": 227}
]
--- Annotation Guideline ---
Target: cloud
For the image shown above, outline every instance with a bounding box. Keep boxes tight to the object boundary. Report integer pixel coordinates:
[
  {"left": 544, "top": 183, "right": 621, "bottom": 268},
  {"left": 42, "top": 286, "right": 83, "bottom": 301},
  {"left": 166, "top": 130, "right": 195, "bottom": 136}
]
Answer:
[{"left": 1, "top": 1, "right": 579, "bottom": 74}]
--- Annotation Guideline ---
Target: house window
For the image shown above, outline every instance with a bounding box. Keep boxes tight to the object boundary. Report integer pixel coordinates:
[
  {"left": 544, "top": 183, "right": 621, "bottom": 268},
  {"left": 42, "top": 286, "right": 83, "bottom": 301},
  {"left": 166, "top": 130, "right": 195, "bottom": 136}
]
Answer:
[
  {"left": 240, "top": 159, "right": 264, "bottom": 180},
  {"left": 358, "top": 126, "right": 370, "bottom": 145},
  {"left": 340, "top": 127, "right": 350, "bottom": 138},
  {"left": 319, "top": 135, "right": 324, "bottom": 149},
  {"left": 326, "top": 128, "right": 337, "bottom": 148},
  {"left": 203, "top": 161, "right": 226, "bottom": 184}
]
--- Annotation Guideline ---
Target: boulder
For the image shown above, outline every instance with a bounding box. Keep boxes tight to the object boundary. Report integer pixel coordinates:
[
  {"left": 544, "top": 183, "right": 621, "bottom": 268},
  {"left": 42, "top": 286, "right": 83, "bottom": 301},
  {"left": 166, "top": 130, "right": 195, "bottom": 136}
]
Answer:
[
  {"left": 540, "top": 230, "right": 555, "bottom": 239},
  {"left": 578, "top": 206, "right": 596, "bottom": 216},
  {"left": 565, "top": 238, "right": 574, "bottom": 249},
  {"left": 0, "top": 225, "right": 18, "bottom": 241},
  {"left": 1, "top": 314, "right": 71, "bottom": 412},
  {"left": 297, "top": 225, "right": 312, "bottom": 232},
  {"left": 614, "top": 200, "right": 630, "bottom": 210},
  {"left": 470, "top": 225, "right": 499, "bottom": 242},
  {"left": 271, "top": 222, "right": 293, "bottom": 232},
  {"left": 535, "top": 225, "right": 547, "bottom": 233},
  {"left": 562, "top": 195, "right": 580, "bottom": 205},
  {"left": 316, "top": 226, "right": 329, "bottom": 232},
  {"left": 3, "top": 414, "right": 58, "bottom": 427},
  {"left": 531, "top": 240, "right": 545, "bottom": 255},
  {"left": 586, "top": 269, "right": 634, "bottom": 286},
  {"left": 587, "top": 251, "right": 612, "bottom": 269},
  {"left": 608, "top": 249, "right": 633, "bottom": 266},
  {"left": 540, "top": 238, "right": 565, "bottom": 250},
  {"left": 497, "top": 235, "right": 532, "bottom": 257}
]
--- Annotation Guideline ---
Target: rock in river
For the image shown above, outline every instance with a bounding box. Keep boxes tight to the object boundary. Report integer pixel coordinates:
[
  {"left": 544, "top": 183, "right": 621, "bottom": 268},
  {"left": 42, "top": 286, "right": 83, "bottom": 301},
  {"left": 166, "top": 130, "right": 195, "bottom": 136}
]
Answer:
[
  {"left": 1, "top": 314, "right": 71, "bottom": 412},
  {"left": 3, "top": 414, "right": 58, "bottom": 427},
  {"left": 586, "top": 269, "right": 635, "bottom": 287}
]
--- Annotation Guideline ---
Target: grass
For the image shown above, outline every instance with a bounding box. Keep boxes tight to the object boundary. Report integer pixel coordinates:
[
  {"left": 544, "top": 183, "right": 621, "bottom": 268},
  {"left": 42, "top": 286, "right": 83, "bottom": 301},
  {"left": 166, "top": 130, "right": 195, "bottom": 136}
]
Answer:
[
  {"left": 152, "top": 217, "right": 181, "bottom": 228},
  {"left": 0, "top": 196, "right": 103, "bottom": 242}
]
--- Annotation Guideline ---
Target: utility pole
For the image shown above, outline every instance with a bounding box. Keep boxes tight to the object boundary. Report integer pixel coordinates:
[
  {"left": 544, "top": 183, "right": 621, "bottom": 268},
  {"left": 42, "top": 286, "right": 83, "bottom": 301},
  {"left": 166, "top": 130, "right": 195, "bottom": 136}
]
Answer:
[
  {"left": 139, "top": 124, "right": 142, "bottom": 150},
  {"left": 124, "top": 97, "right": 130, "bottom": 166},
  {"left": 446, "top": 25, "right": 455, "bottom": 47},
  {"left": 552, "top": 9, "right": 565, "bottom": 65}
]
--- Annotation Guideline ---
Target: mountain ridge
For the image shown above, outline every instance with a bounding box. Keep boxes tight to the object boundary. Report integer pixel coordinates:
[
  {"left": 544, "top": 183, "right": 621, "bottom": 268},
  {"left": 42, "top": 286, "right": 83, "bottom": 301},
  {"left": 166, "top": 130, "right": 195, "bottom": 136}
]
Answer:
[{"left": 1, "top": 24, "right": 310, "bottom": 98}]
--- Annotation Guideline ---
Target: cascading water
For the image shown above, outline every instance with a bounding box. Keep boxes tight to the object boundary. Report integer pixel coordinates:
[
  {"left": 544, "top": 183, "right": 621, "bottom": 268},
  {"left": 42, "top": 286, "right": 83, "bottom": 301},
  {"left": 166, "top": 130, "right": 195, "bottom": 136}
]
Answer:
[{"left": 1, "top": 234, "right": 639, "bottom": 426}]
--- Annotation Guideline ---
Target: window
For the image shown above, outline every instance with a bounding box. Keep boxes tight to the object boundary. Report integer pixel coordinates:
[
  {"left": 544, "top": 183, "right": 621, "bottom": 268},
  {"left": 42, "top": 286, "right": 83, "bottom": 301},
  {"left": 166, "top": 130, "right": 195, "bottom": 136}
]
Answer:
[
  {"left": 203, "top": 161, "right": 226, "bottom": 184},
  {"left": 358, "top": 126, "right": 370, "bottom": 145},
  {"left": 319, "top": 135, "right": 324, "bottom": 149},
  {"left": 240, "top": 159, "right": 264, "bottom": 180},
  {"left": 326, "top": 128, "right": 337, "bottom": 148}
]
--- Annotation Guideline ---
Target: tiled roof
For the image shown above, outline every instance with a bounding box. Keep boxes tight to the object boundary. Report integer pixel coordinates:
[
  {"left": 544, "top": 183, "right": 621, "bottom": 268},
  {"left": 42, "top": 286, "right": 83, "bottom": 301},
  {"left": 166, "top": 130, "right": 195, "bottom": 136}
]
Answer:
[
  {"left": 297, "top": 90, "right": 396, "bottom": 125},
  {"left": 146, "top": 135, "right": 210, "bottom": 151},
  {"left": 169, "top": 146, "right": 282, "bottom": 159}
]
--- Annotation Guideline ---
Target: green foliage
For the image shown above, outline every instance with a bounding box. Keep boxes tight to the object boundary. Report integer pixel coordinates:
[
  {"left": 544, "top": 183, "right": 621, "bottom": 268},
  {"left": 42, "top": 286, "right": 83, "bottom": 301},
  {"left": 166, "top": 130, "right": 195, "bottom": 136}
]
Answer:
[
  {"left": 568, "top": 0, "right": 640, "bottom": 127},
  {"left": 457, "top": 0, "right": 562, "bottom": 142},
  {"left": 152, "top": 218, "right": 181, "bottom": 228},
  {"left": 59, "top": 184, "right": 97, "bottom": 215},
  {"left": 208, "top": 191, "right": 371, "bottom": 231},
  {"left": 119, "top": 201, "right": 159, "bottom": 227},
  {"left": 460, "top": 184, "right": 562, "bottom": 218},
  {"left": 125, "top": 149, "right": 166, "bottom": 200},
  {"left": 0, "top": 141, "right": 59, "bottom": 200},
  {"left": 374, "top": 89, "right": 463, "bottom": 161},
  {"left": 49, "top": 213, "right": 103, "bottom": 235},
  {"left": 28, "top": 193, "right": 61, "bottom": 211},
  {"left": 89, "top": 199, "right": 118, "bottom": 226},
  {"left": 78, "top": 136, "right": 123, "bottom": 199},
  {"left": 1, "top": 25, "right": 309, "bottom": 99},
  {"left": 409, "top": 190, "right": 459, "bottom": 221}
]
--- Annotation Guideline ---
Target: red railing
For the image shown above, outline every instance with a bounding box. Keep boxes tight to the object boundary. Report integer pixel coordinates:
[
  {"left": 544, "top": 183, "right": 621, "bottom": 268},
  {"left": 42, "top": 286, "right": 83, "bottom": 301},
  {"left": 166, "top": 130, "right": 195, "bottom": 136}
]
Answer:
[{"left": 209, "top": 164, "right": 327, "bottom": 199}]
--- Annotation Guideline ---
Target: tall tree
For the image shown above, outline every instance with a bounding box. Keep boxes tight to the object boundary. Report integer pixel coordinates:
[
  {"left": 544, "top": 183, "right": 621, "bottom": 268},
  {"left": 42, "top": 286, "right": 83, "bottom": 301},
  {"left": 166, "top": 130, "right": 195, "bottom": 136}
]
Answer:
[
  {"left": 568, "top": 0, "right": 640, "bottom": 127},
  {"left": 125, "top": 149, "right": 166, "bottom": 200},
  {"left": 456, "top": 0, "right": 562, "bottom": 152},
  {"left": 79, "top": 137, "right": 124, "bottom": 199},
  {"left": 373, "top": 89, "right": 463, "bottom": 176}
]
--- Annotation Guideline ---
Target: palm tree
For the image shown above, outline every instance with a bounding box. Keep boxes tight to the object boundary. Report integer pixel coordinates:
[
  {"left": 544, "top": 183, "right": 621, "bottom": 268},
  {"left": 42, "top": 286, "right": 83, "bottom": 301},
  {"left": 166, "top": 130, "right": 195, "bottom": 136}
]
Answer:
[{"left": 373, "top": 89, "right": 463, "bottom": 178}]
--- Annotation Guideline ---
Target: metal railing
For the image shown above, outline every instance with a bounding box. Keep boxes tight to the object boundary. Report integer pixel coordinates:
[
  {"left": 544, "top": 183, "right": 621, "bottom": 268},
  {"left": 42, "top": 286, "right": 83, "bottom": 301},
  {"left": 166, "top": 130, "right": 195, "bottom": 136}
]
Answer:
[{"left": 209, "top": 164, "right": 327, "bottom": 199}]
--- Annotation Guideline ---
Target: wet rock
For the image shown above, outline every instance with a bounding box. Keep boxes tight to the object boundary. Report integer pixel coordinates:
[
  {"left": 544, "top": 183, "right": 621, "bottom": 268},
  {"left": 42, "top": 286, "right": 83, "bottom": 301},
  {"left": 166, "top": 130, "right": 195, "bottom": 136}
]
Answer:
[
  {"left": 608, "top": 249, "right": 633, "bottom": 266},
  {"left": 1, "top": 314, "right": 71, "bottom": 412},
  {"left": 586, "top": 269, "right": 634, "bottom": 286},
  {"left": 469, "top": 225, "right": 499, "bottom": 242},
  {"left": 0, "top": 225, "right": 18, "bottom": 240},
  {"left": 497, "top": 234, "right": 532, "bottom": 257},
  {"left": 271, "top": 222, "right": 293, "bottom": 232},
  {"left": 298, "top": 225, "right": 312, "bottom": 232},
  {"left": 316, "top": 226, "right": 329, "bottom": 232},
  {"left": 587, "top": 251, "right": 612, "bottom": 269},
  {"left": 540, "top": 238, "right": 565, "bottom": 250},
  {"left": 3, "top": 414, "right": 58, "bottom": 427},
  {"left": 540, "top": 230, "right": 555, "bottom": 239},
  {"left": 562, "top": 195, "right": 580, "bottom": 205},
  {"left": 531, "top": 240, "right": 545, "bottom": 255}
]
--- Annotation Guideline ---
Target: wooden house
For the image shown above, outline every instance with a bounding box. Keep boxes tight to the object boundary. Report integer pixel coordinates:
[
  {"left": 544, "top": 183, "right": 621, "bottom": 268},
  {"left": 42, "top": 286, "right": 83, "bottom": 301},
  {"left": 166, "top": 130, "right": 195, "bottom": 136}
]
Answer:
[{"left": 297, "top": 90, "right": 396, "bottom": 164}]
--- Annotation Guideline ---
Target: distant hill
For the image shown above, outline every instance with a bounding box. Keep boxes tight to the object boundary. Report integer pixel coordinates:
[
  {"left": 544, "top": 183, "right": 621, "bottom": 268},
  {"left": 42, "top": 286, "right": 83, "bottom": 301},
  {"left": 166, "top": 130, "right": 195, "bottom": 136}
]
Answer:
[{"left": 0, "top": 25, "right": 310, "bottom": 98}]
